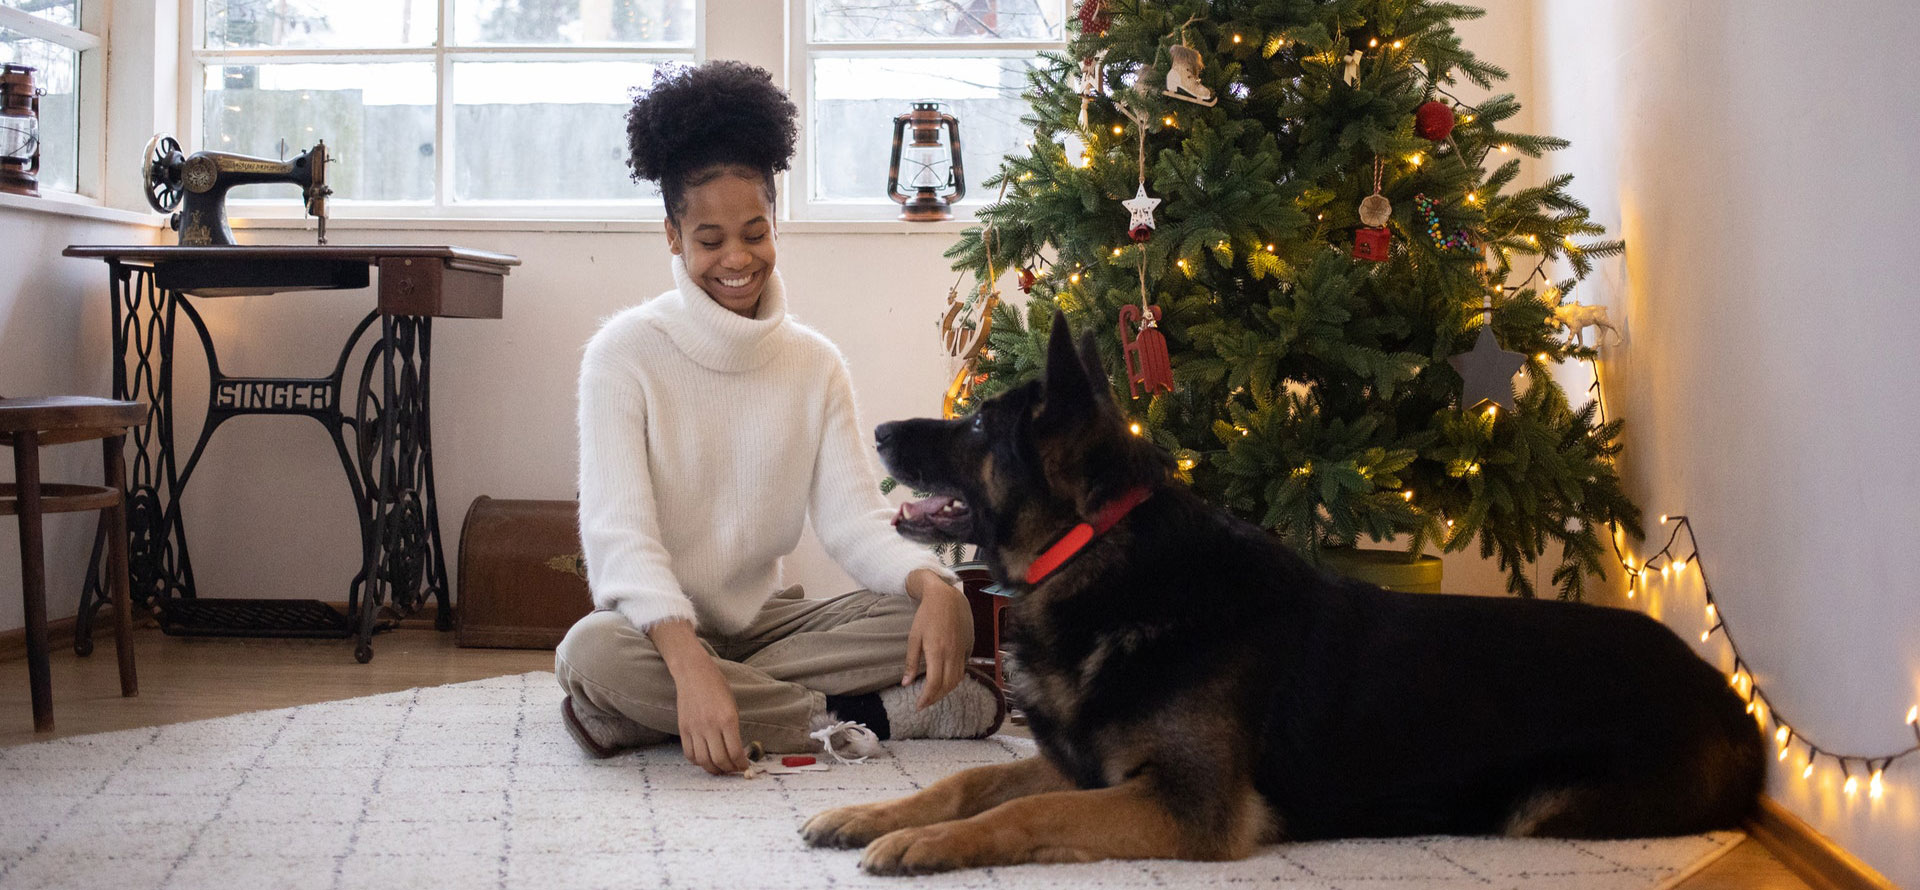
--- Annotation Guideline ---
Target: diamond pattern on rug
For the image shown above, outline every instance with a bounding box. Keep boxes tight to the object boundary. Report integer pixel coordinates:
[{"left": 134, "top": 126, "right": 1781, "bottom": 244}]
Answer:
[{"left": 0, "top": 672, "right": 1743, "bottom": 890}]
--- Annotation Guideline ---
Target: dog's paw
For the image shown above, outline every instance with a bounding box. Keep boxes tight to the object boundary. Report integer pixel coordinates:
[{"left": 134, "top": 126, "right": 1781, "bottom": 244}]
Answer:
[
  {"left": 801, "top": 803, "right": 906, "bottom": 849},
  {"left": 860, "top": 823, "right": 991, "bottom": 875}
]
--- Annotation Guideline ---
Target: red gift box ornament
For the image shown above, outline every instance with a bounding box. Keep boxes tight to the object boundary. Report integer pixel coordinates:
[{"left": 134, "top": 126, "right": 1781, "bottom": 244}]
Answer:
[
  {"left": 1415, "top": 100, "right": 1456, "bottom": 141},
  {"left": 1118, "top": 303, "right": 1175, "bottom": 399},
  {"left": 1352, "top": 226, "right": 1391, "bottom": 262}
]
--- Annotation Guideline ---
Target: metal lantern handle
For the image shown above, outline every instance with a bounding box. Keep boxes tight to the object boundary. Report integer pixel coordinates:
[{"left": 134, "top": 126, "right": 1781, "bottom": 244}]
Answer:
[
  {"left": 940, "top": 112, "right": 965, "bottom": 205},
  {"left": 885, "top": 111, "right": 911, "bottom": 206},
  {"left": 24, "top": 87, "right": 38, "bottom": 175}
]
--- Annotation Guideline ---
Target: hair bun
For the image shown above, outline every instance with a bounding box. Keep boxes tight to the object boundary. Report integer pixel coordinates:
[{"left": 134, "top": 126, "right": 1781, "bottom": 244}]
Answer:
[{"left": 626, "top": 60, "right": 798, "bottom": 185}]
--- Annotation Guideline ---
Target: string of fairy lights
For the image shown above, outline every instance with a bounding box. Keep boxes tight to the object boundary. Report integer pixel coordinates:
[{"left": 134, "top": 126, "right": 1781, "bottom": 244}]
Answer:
[{"left": 1579, "top": 356, "right": 1920, "bottom": 802}]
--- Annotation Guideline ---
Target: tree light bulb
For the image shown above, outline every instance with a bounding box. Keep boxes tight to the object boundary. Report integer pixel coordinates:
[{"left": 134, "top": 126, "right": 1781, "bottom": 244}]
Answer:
[
  {"left": 1705, "top": 603, "right": 1717, "bottom": 621},
  {"left": 1129, "top": 422, "right": 1143, "bottom": 436},
  {"left": 1402, "top": 490, "right": 1414, "bottom": 501},
  {"left": 1675, "top": 558, "right": 1688, "bottom": 575},
  {"left": 1111, "top": 125, "right": 1123, "bottom": 135},
  {"left": 1871, "top": 769, "right": 1885, "bottom": 799},
  {"left": 1113, "top": 248, "right": 1124, "bottom": 257},
  {"left": 1908, "top": 705, "right": 1917, "bottom": 725},
  {"left": 1776, "top": 726, "right": 1790, "bottom": 746},
  {"left": 1779, "top": 746, "right": 1791, "bottom": 761},
  {"left": 1392, "top": 40, "right": 1403, "bottom": 49},
  {"left": 1660, "top": 564, "right": 1671, "bottom": 579},
  {"left": 1069, "top": 272, "right": 1081, "bottom": 284},
  {"left": 1408, "top": 154, "right": 1424, "bottom": 166},
  {"left": 1498, "top": 144, "right": 1511, "bottom": 153},
  {"left": 1233, "top": 33, "right": 1242, "bottom": 43},
  {"left": 1803, "top": 762, "right": 1815, "bottom": 780},
  {"left": 1845, "top": 775, "right": 1859, "bottom": 795},
  {"left": 1700, "top": 630, "right": 1711, "bottom": 643}
]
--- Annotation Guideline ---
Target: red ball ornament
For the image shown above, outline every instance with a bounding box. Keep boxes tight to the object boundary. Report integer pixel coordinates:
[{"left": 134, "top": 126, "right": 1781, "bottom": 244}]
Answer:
[
  {"left": 1352, "top": 226, "right": 1391, "bottom": 262},
  {"left": 1129, "top": 224, "right": 1153, "bottom": 243},
  {"left": 1077, "top": 0, "right": 1110, "bottom": 34},
  {"left": 1415, "top": 100, "right": 1456, "bottom": 141},
  {"left": 1017, "top": 267, "right": 1036, "bottom": 293}
]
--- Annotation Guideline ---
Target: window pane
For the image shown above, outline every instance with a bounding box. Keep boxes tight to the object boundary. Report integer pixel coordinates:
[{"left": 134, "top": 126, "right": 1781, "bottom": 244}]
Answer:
[
  {"left": 1, "top": 30, "right": 78, "bottom": 193},
  {"left": 204, "top": 0, "right": 432, "bottom": 49},
  {"left": 203, "top": 62, "right": 435, "bottom": 201},
  {"left": 453, "top": 0, "right": 693, "bottom": 46},
  {"left": 812, "top": 0, "right": 1061, "bottom": 42},
  {"left": 811, "top": 56, "right": 1034, "bottom": 203},
  {"left": 1, "top": 0, "right": 78, "bottom": 29},
  {"left": 452, "top": 60, "right": 666, "bottom": 202}
]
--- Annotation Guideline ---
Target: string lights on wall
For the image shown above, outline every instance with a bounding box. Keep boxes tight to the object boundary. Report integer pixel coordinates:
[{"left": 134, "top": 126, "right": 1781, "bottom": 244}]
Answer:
[{"left": 1582, "top": 363, "right": 1920, "bottom": 802}]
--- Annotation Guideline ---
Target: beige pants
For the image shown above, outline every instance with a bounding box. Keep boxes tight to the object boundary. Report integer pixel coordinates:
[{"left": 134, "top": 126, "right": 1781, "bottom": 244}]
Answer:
[{"left": 554, "top": 586, "right": 918, "bottom": 752}]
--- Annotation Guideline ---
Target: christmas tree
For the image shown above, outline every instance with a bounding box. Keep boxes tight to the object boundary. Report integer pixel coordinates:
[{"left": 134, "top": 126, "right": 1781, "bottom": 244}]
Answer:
[{"left": 943, "top": 0, "right": 1639, "bottom": 599}]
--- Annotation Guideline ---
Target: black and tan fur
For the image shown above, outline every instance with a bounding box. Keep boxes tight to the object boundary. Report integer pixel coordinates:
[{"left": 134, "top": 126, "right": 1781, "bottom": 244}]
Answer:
[{"left": 800, "top": 312, "right": 1764, "bottom": 875}]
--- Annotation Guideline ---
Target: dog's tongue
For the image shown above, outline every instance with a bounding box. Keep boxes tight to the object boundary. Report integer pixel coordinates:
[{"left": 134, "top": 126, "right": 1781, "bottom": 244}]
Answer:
[{"left": 895, "top": 494, "right": 958, "bottom": 527}]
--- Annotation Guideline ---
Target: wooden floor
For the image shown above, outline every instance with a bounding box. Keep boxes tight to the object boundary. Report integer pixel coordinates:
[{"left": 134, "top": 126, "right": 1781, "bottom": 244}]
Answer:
[{"left": 0, "top": 625, "right": 1811, "bottom": 890}]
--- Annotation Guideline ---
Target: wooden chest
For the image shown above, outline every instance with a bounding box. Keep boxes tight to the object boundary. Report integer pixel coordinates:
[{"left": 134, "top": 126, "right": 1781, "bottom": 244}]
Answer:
[{"left": 456, "top": 496, "right": 595, "bottom": 649}]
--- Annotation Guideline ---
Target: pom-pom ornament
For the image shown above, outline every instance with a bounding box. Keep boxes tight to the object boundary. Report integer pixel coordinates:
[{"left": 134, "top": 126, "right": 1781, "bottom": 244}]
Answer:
[
  {"left": 1118, "top": 303, "right": 1175, "bottom": 398},
  {"left": 1414, "top": 193, "right": 1474, "bottom": 251},
  {"left": 1415, "top": 100, "right": 1456, "bottom": 141},
  {"left": 1123, "top": 183, "right": 1161, "bottom": 241}
]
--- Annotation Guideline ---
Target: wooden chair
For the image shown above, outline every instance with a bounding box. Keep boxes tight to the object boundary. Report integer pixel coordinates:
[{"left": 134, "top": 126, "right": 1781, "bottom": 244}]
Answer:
[{"left": 1, "top": 396, "right": 147, "bottom": 732}]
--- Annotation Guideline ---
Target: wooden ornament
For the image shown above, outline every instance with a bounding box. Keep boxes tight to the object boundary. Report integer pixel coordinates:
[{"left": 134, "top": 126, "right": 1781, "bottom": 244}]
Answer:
[
  {"left": 1359, "top": 194, "right": 1392, "bottom": 227},
  {"left": 1162, "top": 44, "right": 1219, "bottom": 107},
  {"left": 1118, "top": 303, "right": 1175, "bottom": 398}
]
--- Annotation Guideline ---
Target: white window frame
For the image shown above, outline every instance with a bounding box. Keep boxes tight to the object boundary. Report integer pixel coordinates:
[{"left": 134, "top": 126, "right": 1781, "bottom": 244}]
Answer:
[
  {"left": 180, "top": 0, "right": 704, "bottom": 220},
  {"left": 0, "top": 2, "right": 106, "bottom": 201},
  {"left": 788, "top": 0, "right": 1063, "bottom": 222}
]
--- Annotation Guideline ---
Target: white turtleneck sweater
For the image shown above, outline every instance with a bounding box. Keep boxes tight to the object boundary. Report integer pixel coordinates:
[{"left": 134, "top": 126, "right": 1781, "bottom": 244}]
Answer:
[{"left": 576, "top": 257, "right": 949, "bottom": 636}]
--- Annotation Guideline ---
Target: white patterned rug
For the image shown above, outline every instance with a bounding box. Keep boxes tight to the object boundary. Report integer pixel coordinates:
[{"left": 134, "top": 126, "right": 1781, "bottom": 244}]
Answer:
[{"left": 0, "top": 672, "right": 1743, "bottom": 890}]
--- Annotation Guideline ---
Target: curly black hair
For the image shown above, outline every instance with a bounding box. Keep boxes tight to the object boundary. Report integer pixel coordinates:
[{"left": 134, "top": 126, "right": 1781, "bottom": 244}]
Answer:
[{"left": 626, "top": 61, "right": 798, "bottom": 222}]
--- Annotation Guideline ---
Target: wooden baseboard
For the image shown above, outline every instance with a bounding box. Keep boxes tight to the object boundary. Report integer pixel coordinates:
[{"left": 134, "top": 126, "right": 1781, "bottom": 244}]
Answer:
[
  {"left": 0, "top": 616, "right": 78, "bottom": 663},
  {"left": 1745, "top": 796, "right": 1899, "bottom": 890}
]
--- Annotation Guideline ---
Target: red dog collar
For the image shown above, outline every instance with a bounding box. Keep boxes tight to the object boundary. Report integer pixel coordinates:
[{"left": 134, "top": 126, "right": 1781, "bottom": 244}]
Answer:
[{"left": 1023, "top": 486, "right": 1154, "bottom": 585}]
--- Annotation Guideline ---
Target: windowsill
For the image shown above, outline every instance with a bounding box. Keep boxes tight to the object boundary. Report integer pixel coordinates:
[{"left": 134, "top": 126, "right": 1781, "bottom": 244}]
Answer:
[
  {"left": 0, "top": 190, "right": 162, "bottom": 227},
  {"left": 233, "top": 215, "right": 982, "bottom": 235}
]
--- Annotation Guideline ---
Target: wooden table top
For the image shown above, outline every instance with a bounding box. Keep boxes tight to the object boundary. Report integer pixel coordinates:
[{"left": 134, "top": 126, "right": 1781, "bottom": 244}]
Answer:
[{"left": 63, "top": 245, "right": 521, "bottom": 269}]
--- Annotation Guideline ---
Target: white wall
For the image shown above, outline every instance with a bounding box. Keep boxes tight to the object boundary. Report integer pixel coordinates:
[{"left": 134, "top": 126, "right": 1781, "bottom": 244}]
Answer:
[
  {"left": 1532, "top": 0, "right": 1920, "bottom": 884},
  {"left": 0, "top": 202, "right": 157, "bottom": 640}
]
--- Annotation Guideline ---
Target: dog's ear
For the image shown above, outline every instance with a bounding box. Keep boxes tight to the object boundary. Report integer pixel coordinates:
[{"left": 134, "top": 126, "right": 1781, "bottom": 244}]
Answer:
[
  {"left": 1075, "top": 331, "right": 1117, "bottom": 412},
  {"left": 1042, "top": 310, "right": 1098, "bottom": 420}
]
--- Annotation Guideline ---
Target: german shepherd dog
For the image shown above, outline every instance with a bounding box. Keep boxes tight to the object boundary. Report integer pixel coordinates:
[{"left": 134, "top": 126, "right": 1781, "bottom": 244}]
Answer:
[{"left": 801, "top": 313, "right": 1764, "bottom": 875}]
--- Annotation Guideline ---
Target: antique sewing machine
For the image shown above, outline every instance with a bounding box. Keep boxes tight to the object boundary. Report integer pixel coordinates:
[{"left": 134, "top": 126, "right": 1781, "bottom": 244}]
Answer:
[{"left": 142, "top": 134, "right": 331, "bottom": 246}]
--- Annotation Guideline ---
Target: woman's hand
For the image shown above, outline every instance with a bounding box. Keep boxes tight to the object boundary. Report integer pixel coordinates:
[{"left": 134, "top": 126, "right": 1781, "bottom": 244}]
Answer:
[
  {"left": 903, "top": 569, "right": 975, "bottom": 709},
  {"left": 649, "top": 620, "right": 751, "bottom": 775}
]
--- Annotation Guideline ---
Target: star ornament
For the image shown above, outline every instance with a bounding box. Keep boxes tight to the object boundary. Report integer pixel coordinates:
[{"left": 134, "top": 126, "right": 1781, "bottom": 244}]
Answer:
[
  {"left": 1123, "top": 184, "right": 1161, "bottom": 237},
  {"left": 1448, "top": 324, "right": 1528, "bottom": 413}
]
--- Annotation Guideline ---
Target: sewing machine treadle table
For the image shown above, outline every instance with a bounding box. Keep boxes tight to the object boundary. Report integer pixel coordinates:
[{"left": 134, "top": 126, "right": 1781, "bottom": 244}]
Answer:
[{"left": 61, "top": 245, "right": 519, "bottom": 663}]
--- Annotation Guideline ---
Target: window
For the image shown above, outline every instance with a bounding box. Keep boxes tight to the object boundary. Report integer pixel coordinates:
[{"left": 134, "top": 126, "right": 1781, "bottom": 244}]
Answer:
[
  {"left": 1, "top": 0, "right": 101, "bottom": 196},
  {"left": 191, "top": 0, "right": 698, "bottom": 215},
  {"left": 796, "top": 0, "right": 1063, "bottom": 219}
]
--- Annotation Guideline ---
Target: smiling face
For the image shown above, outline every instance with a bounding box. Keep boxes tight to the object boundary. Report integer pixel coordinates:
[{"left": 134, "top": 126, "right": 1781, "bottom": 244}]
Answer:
[{"left": 666, "top": 166, "right": 777, "bottom": 317}]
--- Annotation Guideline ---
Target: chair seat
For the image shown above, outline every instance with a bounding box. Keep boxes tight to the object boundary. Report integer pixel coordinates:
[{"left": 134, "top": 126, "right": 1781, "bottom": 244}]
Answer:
[
  {"left": 0, "top": 482, "right": 123, "bottom": 517},
  {"left": 0, "top": 396, "right": 148, "bottom": 437}
]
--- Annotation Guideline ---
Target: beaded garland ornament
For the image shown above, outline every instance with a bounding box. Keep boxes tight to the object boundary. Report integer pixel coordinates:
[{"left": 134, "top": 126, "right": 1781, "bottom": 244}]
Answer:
[{"left": 1414, "top": 193, "right": 1474, "bottom": 251}]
